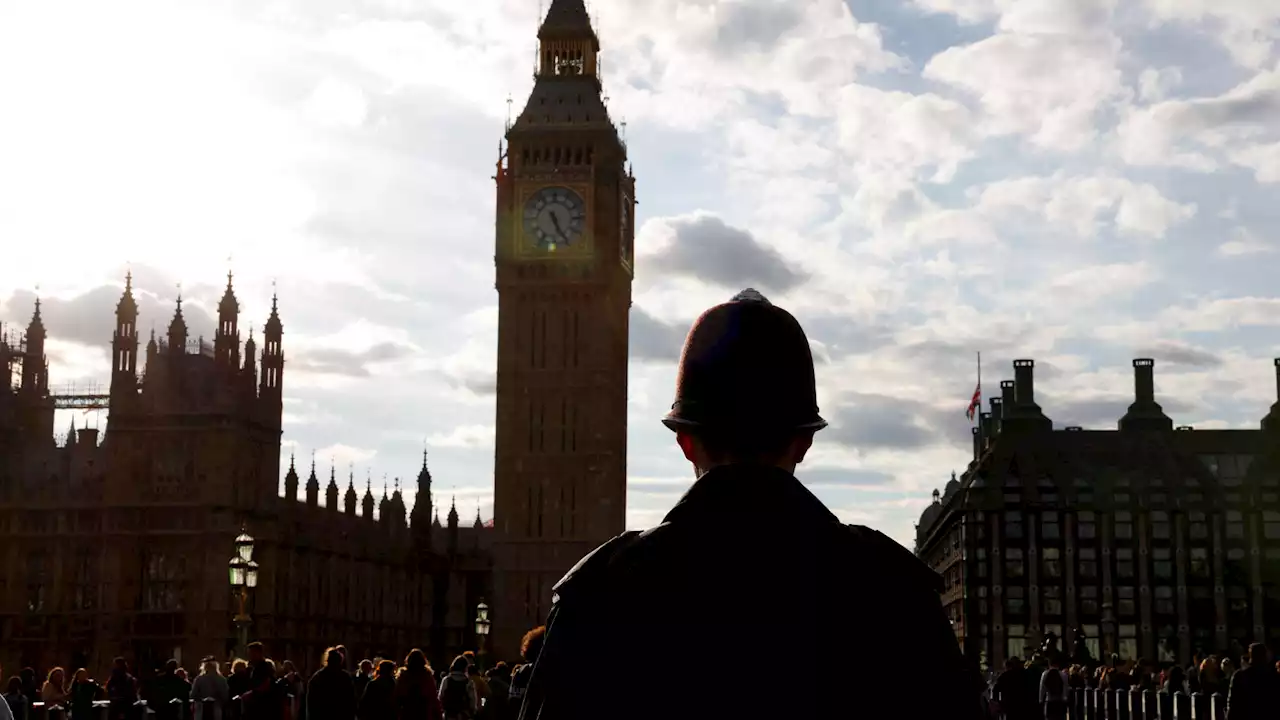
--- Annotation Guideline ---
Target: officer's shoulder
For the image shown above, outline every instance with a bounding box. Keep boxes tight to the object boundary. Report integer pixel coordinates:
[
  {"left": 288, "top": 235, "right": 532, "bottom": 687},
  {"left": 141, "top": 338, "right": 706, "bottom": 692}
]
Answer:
[
  {"left": 838, "top": 523, "right": 943, "bottom": 595},
  {"left": 551, "top": 525, "right": 666, "bottom": 600}
]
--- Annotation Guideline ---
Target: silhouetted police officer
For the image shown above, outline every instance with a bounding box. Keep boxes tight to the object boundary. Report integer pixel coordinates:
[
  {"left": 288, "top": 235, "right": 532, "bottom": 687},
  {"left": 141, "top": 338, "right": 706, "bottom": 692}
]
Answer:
[{"left": 518, "top": 289, "right": 985, "bottom": 720}]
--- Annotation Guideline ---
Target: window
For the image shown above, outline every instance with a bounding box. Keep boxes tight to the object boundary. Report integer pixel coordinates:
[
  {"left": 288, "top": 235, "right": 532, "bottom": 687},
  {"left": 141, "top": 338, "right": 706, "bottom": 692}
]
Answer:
[
  {"left": 1152, "top": 511, "right": 1171, "bottom": 540},
  {"left": 1119, "top": 625, "right": 1138, "bottom": 661},
  {"left": 1265, "top": 512, "right": 1280, "bottom": 540},
  {"left": 1227, "top": 511, "right": 1245, "bottom": 540},
  {"left": 143, "top": 552, "right": 183, "bottom": 611},
  {"left": 1006, "top": 585, "right": 1025, "bottom": 614},
  {"left": 1154, "top": 548, "right": 1173, "bottom": 580},
  {"left": 25, "top": 553, "right": 47, "bottom": 612},
  {"left": 1079, "top": 547, "right": 1098, "bottom": 579},
  {"left": 1115, "top": 511, "right": 1133, "bottom": 540},
  {"left": 1042, "top": 512, "right": 1061, "bottom": 540},
  {"left": 1190, "top": 511, "right": 1209, "bottom": 540},
  {"left": 1190, "top": 547, "right": 1210, "bottom": 579},
  {"left": 1082, "top": 624, "right": 1101, "bottom": 660},
  {"left": 1005, "top": 512, "right": 1024, "bottom": 539},
  {"left": 1155, "top": 586, "right": 1175, "bottom": 615},
  {"left": 1006, "top": 549, "right": 1025, "bottom": 578},
  {"left": 1043, "top": 547, "right": 1062, "bottom": 578},
  {"left": 73, "top": 550, "right": 97, "bottom": 610},
  {"left": 1081, "top": 585, "right": 1099, "bottom": 615},
  {"left": 1118, "top": 586, "right": 1136, "bottom": 616},
  {"left": 1007, "top": 624, "right": 1027, "bottom": 661},
  {"left": 1043, "top": 586, "right": 1063, "bottom": 615},
  {"left": 1116, "top": 547, "right": 1135, "bottom": 579},
  {"left": 1078, "top": 511, "right": 1097, "bottom": 540}
]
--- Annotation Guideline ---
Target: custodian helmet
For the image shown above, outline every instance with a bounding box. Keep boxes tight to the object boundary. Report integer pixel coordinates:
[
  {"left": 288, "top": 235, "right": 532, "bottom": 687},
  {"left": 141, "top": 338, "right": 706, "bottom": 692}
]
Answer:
[{"left": 662, "top": 288, "right": 827, "bottom": 434}]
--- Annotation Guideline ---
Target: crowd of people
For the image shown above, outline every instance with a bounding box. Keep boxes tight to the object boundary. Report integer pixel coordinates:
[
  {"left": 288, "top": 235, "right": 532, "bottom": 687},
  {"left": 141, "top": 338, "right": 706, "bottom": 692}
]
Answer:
[
  {"left": 988, "top": 642, "right": 1280, "bottom": 719},
  {"left": 0, "top": 626, "right": 545, "bottom": 720}
]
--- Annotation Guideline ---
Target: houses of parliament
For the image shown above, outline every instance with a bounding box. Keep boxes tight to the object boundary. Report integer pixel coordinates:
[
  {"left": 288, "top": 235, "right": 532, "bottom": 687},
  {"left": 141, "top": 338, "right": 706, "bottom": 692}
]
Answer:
[
  {"left": 0, "top": 0, "right": 634, "bottom": 675},
  {"left": 0, "top": 275, "right": 493, "bottom": 675}
]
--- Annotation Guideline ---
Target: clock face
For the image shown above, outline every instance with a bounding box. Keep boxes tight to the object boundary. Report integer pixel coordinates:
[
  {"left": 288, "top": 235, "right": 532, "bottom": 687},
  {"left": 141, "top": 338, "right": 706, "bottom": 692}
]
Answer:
[{"left": 522, "top": 186, "right": 586, "bottom": 251}]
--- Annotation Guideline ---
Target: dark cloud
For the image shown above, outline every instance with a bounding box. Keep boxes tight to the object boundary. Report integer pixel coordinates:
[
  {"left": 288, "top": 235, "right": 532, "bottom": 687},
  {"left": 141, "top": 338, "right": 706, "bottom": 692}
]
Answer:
[
  {"left": 799, "top": 466, "right": 896, "bottom": 488},
  {"left": 1136, "top": 341, "right": 1223, "bottom": 368},
  {"left": 644, "top": 214, "right": 809, "bottom": 294},
  {"left": 711, "top": 2, "right": 806, "bottom": 56},
  {"left": 291, "top": 342, "right": 417, "bottom": 377},
  {"left": 1042, "top": 394, "right": 1202, "bottom": 430},
  {"left": 827, "top": 393, "right": 948, "bottom": 452},
  {"left": 629, "top": 306, "right": 690, "bottom": 363},
  {"left": 0, "top": 281, "right": 215, "bottom": 350}
]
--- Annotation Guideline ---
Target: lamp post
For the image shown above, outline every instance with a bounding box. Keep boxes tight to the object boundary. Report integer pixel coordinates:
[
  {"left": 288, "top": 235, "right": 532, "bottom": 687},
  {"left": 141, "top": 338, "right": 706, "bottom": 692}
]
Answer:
[
  {"left": 228, "top": 530, "right": 258, "bottom": 658},
  {"left": 475, "top": 600, "right": 491, "bottom": 668}
]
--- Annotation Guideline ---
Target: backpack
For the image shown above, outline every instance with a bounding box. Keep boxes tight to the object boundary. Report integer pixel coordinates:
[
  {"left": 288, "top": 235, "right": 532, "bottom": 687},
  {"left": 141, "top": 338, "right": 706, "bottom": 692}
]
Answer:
[{"left": 441, "top": 676, "right": 471, "bottom": 717}]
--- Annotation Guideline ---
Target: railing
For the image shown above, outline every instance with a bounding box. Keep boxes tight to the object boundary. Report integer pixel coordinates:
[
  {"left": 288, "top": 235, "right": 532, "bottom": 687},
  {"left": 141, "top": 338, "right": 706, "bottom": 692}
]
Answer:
[
  {"left": 24, "top": 694, "right": 296, "bottom": 720},
  {"left": 991, "top": 688, "right": 1227, "bottom": 720}
]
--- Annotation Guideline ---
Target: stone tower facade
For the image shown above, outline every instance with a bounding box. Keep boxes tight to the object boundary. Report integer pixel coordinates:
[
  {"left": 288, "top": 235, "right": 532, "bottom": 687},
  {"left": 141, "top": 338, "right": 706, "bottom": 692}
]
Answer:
[{"left": 491, "top": 0, "right": 635, "bottom": 656}]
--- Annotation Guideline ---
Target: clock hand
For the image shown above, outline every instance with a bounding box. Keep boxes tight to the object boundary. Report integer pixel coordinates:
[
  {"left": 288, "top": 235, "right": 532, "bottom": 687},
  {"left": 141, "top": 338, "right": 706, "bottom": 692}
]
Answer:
[{"left": 549, "top": 210, "right": 567, "bottom": 241}]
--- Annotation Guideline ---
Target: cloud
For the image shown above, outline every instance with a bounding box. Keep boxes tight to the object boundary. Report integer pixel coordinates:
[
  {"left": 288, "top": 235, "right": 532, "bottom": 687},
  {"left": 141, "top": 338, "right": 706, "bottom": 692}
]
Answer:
[
  {"left": 629, "top": 306, "right": 690, "bottom": 363},
  {"left": 1134, "top": 341, "right": 1224, "bottom": 368},
  {"left": 428, "top": 424, "right": 495, "bottom": 450},
  {"left": 640, "top": 212, "right": 810, "bottom": 294},
  {"left": 291, "top": 341, "right": 417, "bottom": 377},
  {"left": 1218, "top": 228, "right": 1276, "bottom": 256}
]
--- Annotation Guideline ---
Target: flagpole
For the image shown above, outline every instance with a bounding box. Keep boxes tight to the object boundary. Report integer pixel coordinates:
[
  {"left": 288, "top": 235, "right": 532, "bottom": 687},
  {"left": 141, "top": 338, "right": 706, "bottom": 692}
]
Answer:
[{"left": 976, "top": 351, "right": 982, "bottom": 426}]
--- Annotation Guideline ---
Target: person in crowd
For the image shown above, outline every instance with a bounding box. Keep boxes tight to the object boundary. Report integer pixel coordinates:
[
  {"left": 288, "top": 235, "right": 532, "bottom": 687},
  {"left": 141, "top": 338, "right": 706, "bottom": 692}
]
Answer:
[
  {"left": 106, "top": 657, "right": 138, "bottom": 720},
  {"left": 1201, "top": 656, "right": 1226, "bottom": 696},
  {"left": 357, "top": 661, "right": 396, "bottom": 720},
  {"left": 1039, "top": 654, "right": 1069, "bottom": 720},
  {"left": 68, "top": 668, "right": 102, "bottom": 719},
  {"left": 279, "top": 659, "right": 304, "bottom": 720},
  {"left": 242, "top": 643, "right": 278, "bottom": 720},
  {"left": 993, "top": 657, "right": 1035, "bottom": 720},
  {"left": 306, "top": 648, "right": 355, "bottom": 720},
  {"left": 2, "top": 677, "right": 25, "bottom": 720},
  {"left": 460, "top": 653, "right": 489, "bottom": 715},
  {"left": 16, "top": 671, "right": 35, "bottom": 706},
  {"left": 513, "top": 289, "right": 986, "bottom": 720},
  {"left": 506, "top": 627, "right": 543, "bottom": 720},
  {"left": 192, "top": 656, "right": 231, "bottom": 720},
  {"left": 1226, "top": 643, "right": 1280, "bottom": 720},
  {"left": 40, "top": 668, "right": 68, "bottom": 708},
  {"left": 482, "top": 664, "right": 510, "bottom": 720},
  {"left": 147, "top": 659, "right": 190, "bottom": 720},
  {"left": 1163, "top": 665, "right": 1189, "bottom": 695},
  {"left": 352, "top": 660, "right": 374, "bottom": 703},
  {"left": 393, "top": 648, "right": 441, "bottom": 720},
  {"left": 438, "top": 656, "right": 476, "bottom": 720}
]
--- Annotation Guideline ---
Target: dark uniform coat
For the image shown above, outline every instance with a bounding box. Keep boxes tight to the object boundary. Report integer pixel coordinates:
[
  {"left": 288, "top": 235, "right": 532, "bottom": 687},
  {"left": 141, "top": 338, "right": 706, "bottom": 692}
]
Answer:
[{"left": 518, "top": 464, "right": 986, "bottom": 720}]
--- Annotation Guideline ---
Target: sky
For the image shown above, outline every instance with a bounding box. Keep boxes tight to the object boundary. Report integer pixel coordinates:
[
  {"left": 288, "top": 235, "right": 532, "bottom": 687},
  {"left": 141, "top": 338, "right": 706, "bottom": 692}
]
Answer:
[{"left": 1, "top": 0, "right": 1278, "bottom": 548}]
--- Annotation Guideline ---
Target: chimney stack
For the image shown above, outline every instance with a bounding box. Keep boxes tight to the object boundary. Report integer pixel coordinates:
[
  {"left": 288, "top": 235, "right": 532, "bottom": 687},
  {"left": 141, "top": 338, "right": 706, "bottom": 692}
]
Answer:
[
  {"left": 1000, "top": 380, "right": 1016, "bottom": 417},
  {"left": 972, "top": 426, "right": 982, "bottom": 460},
  {"left": 980, "top": 410, "right": 994, "bottom": 446},
  {"left": 1003, "top": 359, "right": 1053, "bottom": 432},
  {"left": 1119, "top": 358, "right": 1173, "bottom": 432},
  {"left": 1134, "top": 358, "right": 1155, "bottom": 404},
  {"left": 1263, "top": 358, "right": 1280, "bottom": 432},
  {"left": 1013, "top": 359, "right": 1037, "bottom": 408}
]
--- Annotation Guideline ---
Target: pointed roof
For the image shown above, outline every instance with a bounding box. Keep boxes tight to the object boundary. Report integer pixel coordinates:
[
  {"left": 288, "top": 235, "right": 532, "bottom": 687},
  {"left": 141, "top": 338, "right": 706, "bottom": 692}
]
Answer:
[
  {"left": 417, "top": 446, "right": 432, "bottom": 487},
  {"left": 473, "top": 506, "right": 484, "bottom": 529},
  {"left": 116, "top": 271, "right": 138, "bottom": 319},
  {"left": 264, "top": 291, "right": 282, "bottom": 335},
  {"left": 447, "top": 496, "right": 459, "bottom": 527},
  {"left": 168, "top": 293, "right": 188, "bottom": 339},
  {"left": 67, "top": 419, "right": 77, "bottom": 447},
  {"left": 433, "top": 507, "right": 442, "bottom": 528},
  {"left": 539, "top": 0, "right": 596, "bottom": 40},
  {"left": 285, "top": 453, "right": 299, "bottom": 483},
  {"left": 27, "top": 297, "right": 45, "bottom": 337},
  {"left": 326, "top": 463, "right": 338, "bottom": 490},
  {"left": 306, "top": 456, "right": 319, "bottom": 490},
  {"left": 218, "top": 271, "right": 239, "bottom": 318}
]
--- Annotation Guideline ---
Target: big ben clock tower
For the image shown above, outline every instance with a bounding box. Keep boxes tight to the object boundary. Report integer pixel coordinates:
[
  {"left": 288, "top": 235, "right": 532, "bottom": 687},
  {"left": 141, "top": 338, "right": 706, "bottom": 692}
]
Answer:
[{"left": 490, "top": 0, "right": 635, "bottom": 655}]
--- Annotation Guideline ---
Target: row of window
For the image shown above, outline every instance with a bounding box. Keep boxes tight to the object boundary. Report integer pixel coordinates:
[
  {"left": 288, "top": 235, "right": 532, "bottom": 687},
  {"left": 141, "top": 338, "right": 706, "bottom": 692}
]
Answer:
[{"left": 997, "top": 510, "right": 1280, "bottom": 541}]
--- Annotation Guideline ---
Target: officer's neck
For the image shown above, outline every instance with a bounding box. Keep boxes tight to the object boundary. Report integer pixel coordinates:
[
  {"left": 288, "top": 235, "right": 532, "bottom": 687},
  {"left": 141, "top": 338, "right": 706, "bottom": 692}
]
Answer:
[{"left": 694, "top": 460, "right": 798, "bottom": 479}]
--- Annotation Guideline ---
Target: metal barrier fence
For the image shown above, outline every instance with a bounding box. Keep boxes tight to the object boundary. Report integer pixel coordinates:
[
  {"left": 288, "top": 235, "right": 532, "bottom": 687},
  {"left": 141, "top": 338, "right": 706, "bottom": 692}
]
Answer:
[
  {"left": 20, "top": 695, "right": 297, "bottom": 720},
  {"left": 993, "top": 688, "right": 1228, "bottom": 720}
]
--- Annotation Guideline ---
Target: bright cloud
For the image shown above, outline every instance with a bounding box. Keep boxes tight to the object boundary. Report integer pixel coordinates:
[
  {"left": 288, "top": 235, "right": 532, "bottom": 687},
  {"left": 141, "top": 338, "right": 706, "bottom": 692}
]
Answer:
[{"left": 2, "top": 0, "right": 1278, "bottom": 549}]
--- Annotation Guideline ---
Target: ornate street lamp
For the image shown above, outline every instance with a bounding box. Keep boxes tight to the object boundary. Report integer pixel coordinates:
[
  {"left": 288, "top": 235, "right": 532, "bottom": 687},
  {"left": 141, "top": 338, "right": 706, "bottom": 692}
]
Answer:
[
  {"left": 228, "top": 529, "right": 256, "bottom": 658},
  {"left": 475, "top": 600, "right": 491, "bottom": 667}
]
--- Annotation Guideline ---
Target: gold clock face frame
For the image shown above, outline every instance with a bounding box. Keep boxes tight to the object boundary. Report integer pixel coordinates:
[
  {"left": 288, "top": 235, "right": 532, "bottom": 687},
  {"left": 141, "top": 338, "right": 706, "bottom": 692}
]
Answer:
[{"left": 521, "top": 186, "right": 588, "bottom": 253}]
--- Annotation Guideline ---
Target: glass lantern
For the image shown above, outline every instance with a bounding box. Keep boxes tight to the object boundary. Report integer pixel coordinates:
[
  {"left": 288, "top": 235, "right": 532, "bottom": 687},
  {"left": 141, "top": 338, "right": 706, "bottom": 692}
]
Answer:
[
  {"left": 235, "top": 531, "right": 255, "bottom": 563},
  {"left": 246, "top": 560, "right": 260, "bottom": 589},
  {"left": 475, "top": 600, "right": 491, "bottom": 636},
  {"left": 228, "top": 557, "right": 247, "bottom": 588}
]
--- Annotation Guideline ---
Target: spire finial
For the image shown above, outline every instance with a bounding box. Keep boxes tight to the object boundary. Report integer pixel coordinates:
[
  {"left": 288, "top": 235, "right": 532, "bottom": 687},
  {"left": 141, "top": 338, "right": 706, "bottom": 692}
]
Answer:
[
  {"left": 382, "top": 475, "right": 388, "bottom": 498},
  {"left": 125, "top": 269, "right": 133, "bottom": 292},
  {"left": 310, "top": 451, "right": 316, "bottom": 473},
  {"left": 289, "top": 452, "right": 295, "bottom": 469}
]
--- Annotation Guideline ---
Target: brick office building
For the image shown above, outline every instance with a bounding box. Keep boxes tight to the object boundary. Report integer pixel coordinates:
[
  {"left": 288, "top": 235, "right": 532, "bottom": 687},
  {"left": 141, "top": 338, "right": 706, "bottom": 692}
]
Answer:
[{"left": 916, "top": 357, "right": 1280, "bottom": 668}]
